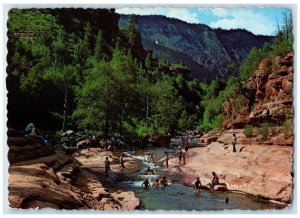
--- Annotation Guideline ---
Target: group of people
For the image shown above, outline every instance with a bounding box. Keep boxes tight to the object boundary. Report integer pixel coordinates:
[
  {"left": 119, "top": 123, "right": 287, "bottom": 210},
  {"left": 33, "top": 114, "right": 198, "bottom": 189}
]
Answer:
[
  {"left": 100, "top": 137, "right": 120, "bottom": 150},
  {"left": 194, "top": 171, "right": 220, "bottom": 194},
  {"left": 142, "top": 176, "right": 168, "bottom": 189},
  {"left": 104, "top": 153, "right": 127, "bottom": 177}
]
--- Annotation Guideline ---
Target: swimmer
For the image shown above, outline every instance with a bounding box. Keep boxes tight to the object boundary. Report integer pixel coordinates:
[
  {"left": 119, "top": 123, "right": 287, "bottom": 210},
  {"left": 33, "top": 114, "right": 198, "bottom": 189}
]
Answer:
[
  {"left": 142, "top": 179, "right": 151, "bottom": 190},
  {"left": 194, "top": 177, "right": 201, "bottom": 195},
  {"left": 152, "top": 179, "right": 159, "bottom": 188},
  {"left": 225, "top": 197, "right": 229, "bottom": 203},
  {"left": 160, "top": 176, "right": 168, "bottom": 187},
  {"left": 144, "top": 166, "right": 154, "bottom": 175}
]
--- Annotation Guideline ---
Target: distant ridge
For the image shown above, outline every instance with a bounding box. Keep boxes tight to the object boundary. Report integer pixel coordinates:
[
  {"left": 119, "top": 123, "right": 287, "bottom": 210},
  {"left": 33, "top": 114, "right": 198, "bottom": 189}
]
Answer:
[{"left": 119, "top": 14, "right": 272, "bottom": 81}]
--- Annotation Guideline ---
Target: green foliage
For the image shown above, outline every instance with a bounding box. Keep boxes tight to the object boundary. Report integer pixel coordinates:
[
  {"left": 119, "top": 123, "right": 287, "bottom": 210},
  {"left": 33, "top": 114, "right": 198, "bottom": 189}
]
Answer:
[
  {"left": 198, "top": 77, "right": 239, "bottom": 132},
  {"left": 282, "top": 119, "right": 293, "bottom": 139},
  {"left": 257, "top": 123, "right": 270, "bottom": 140},
  {"left": 94, "top": 30, "right": 105, "bottom": 61},
  {"left": 271, "top": 126, "right": 278, "bottom": 136},
  {"left": 240, "top": 47, "right": 263, "bottom": 80},
  {"left": 8, "top": 9, "right": 60, "bottom": 32},
  {"left": 244, "top": 124, "right": 254, "bottom": 137},
  {"left": 240, "top": 14, "right": 293, "bottom": 81}
]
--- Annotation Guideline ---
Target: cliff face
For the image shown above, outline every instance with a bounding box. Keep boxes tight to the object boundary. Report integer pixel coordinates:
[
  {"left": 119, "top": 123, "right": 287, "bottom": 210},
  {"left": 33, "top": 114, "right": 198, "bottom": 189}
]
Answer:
[
  {"left": 222, "top": 51, "right": 293, "bottom": 129},
  {"left": 119, "top": 15, "right": 272, "bottom": 81}
]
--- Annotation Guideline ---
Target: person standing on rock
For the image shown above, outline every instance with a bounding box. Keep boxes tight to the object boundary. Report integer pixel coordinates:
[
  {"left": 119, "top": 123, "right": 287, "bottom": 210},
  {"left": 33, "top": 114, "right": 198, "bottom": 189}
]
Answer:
[
  {"left": 164, "top": 151, "right": 169, "bottom": 168},
  {"left": 105, "top": 157, "right": 110, "bottom": 177},
  {"left": 120, "top": 154, "right": 125, "bottom": 172},
  {"left": 194, "top": 177, "right": 201, "bottom": 195},
  {"left": 184, "top": 139, "right": 190, "bottom": 154},
  {"left": 232, "top": 133, "right": 237, "bottom": 153},
  {"left": 178, "top": 149, "right": 183, "bottom": 166}
]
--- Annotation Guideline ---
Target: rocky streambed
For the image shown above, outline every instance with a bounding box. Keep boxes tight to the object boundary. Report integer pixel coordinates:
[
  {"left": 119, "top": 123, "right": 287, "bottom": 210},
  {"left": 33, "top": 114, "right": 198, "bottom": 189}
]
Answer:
[
  {"left": 168, "top": 129, "right": 293, "bottom": 205},
  {"left": 8, "top": 137, "right": 141, "bottom": 210},
  {"left": 7, "top": 131, "right": 293, "bottom": 211}
]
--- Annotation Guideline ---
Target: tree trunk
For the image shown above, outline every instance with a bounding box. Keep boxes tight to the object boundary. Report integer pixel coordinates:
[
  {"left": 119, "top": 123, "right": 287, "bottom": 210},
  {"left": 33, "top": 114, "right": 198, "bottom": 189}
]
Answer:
[
  {"left": 146, "top": 96, "right": 149, "bottom": 119},
  {"left": 62, "top": 84, "right": 68, "bottom": 132}
]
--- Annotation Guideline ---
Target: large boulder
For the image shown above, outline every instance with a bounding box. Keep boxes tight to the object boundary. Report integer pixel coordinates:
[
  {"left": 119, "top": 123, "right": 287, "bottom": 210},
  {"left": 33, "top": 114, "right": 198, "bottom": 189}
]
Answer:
[
  {"left": 282, "top": 76, "right": 293, "bottom": 95},
  {"left": 8, "top": 137, "right": 55, "bottom": 164}
]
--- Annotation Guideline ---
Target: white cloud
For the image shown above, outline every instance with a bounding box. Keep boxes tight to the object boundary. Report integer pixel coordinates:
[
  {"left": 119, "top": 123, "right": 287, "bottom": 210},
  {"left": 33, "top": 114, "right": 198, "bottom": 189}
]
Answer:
[
  {"left": 115, "top": 7, "right": 169, "bottom": 16},
  {"left": 116, "top": 7, "right": 278, "bottom": 35},
  {"left": 209, "top": 9, "right": 276, "bottom": 35},
  {"left": 116, "top": 7, "right": 199, "bottom": 24},
  {"left": 209, "top": 8, "right": 230, "bottom": 17}
]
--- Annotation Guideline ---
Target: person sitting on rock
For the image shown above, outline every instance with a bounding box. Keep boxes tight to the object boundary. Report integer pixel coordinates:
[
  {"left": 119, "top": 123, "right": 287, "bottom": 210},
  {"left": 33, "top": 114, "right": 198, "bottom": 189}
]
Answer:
[
  {"left": 160, "top": 176, "right": 168, "bottom": 187},
  {"left": 142, "top": 179, "right": 151, "bottom": 190},
  {"left": 34, "top": 128, "right": 47, "bottom": 145},
  {"left": 24, "top": 123, "right": 34, "bottom": 136},
  {"left": 210, "top": 171, "right": 219, "bottom": 190}
]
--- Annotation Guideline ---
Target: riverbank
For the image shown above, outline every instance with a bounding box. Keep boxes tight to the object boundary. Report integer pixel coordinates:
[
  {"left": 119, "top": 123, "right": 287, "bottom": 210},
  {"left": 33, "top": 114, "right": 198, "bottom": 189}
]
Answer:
[
  {"left": 8, "top": 137, "right": 140, "bottom": 210},
  {"left": 167, "top": 129, "right": 293, "bottom": 205}
]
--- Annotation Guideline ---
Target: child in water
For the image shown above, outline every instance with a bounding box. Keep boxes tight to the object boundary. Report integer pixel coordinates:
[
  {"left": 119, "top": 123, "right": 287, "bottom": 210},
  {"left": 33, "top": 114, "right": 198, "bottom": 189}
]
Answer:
[{"left": 152, "top": 179, "right": 159, "bottom": 188}]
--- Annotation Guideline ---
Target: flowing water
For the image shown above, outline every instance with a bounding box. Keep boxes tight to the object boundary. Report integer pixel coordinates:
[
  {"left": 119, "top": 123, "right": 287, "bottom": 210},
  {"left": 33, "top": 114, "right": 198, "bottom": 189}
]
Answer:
[{"left": 118, "top": 148, "right": 286, "bottom": 211}]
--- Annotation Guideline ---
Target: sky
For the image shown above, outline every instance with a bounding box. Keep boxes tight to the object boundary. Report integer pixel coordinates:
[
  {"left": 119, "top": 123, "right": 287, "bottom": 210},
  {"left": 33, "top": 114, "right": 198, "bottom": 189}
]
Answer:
[{"left": 115, "top": 7, "right": 291, "bottom": 36}]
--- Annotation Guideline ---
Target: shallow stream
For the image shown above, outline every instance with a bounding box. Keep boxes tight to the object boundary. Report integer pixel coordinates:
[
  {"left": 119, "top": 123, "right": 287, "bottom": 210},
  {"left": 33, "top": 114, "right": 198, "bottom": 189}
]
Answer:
[{"left": 118, "top": 148, "right": 285, "bottom": 211}]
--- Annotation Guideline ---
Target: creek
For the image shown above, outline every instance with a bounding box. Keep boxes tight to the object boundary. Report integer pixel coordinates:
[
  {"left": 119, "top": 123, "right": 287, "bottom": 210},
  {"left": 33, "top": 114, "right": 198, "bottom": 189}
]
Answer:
[{"left": 117, "top": 148, "right": 285, "bottom": 211}]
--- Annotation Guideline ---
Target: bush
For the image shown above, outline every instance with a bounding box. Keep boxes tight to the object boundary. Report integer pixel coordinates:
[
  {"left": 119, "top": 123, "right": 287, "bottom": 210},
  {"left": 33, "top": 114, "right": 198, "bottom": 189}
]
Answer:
[
  {"left": 271, "top": 126, "right": 278, "bottom": 136},
  {"left": 257, "top": 123, "right": 270, "bottom": 140},
  {"left": 244, "top": 124, "right": 254, "bottom": 137},
  {"left": 282, "top": 119, "right": 293, "bottom": 139}
]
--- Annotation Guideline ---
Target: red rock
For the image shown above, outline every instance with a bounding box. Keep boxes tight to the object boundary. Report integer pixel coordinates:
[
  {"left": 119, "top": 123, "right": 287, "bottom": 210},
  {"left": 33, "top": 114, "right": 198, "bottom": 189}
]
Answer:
[
  {"left": 8, "top": 137, "right": 55, "bottom": 164},
  {"left": 265, "top": 85, "right": 278, "bottom": 98},
  {"left": 268, "top": 77, "right": 283, "bottom": 89},
  {"left": 285, "top": 138, "right": 293, "bottom": 146},
  {"left": 274, "top": 56, "right": 283, "bottom": 67},
  {"left": 282, "top": 77, "right": 292, "bottom": 95},
  {"left": 287, "top": 66, "right": 293, "bottom": 75},
  {"left": 255, "top": 89, "right": 265, "bottom": 101},
  {"left": 258, "top": 59, "right": 272, "bottom": 72},
  {"left": 274, "top": 56, "right": 289, "bottom": 66},
  {"left": 206, "top": 136, "right": 219, "bottom": 145},
  {"left": 276, "top": 89, "right": 286, "bottom": 100},
  {"left": 284, "top": 51, "right": 293, "bottom": 65},
  {"left": 168, "top": 130, "right": 293, "bottom": 203}
]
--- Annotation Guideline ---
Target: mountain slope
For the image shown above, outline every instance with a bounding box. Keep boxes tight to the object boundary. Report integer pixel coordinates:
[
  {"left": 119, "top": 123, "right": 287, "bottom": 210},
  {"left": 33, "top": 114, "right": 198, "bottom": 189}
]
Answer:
[{"left": 119, "top": 15, "right": 272, "bottom": 81}]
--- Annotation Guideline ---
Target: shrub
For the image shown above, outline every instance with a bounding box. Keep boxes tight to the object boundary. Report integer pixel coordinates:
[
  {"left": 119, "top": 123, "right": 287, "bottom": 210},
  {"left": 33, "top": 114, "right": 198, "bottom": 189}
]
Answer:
[
  {"left": 244, "top": 124, "right": 254, "bottom": 137},
  {"left": 271, "top": 126, "right": 278, "bottom": 136},
  {"left": 257, "top": 123, "right": 270, "bottom": 140},
  {"left": 282, "top": 119, "right": 293, "bottom": 139}
]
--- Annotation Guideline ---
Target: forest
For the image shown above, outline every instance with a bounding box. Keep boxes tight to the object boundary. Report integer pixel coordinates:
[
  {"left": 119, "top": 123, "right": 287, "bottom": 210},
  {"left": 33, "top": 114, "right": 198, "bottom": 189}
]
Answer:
[{"left": 6, "top": 8, "right": 293, "bottom": 146}]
